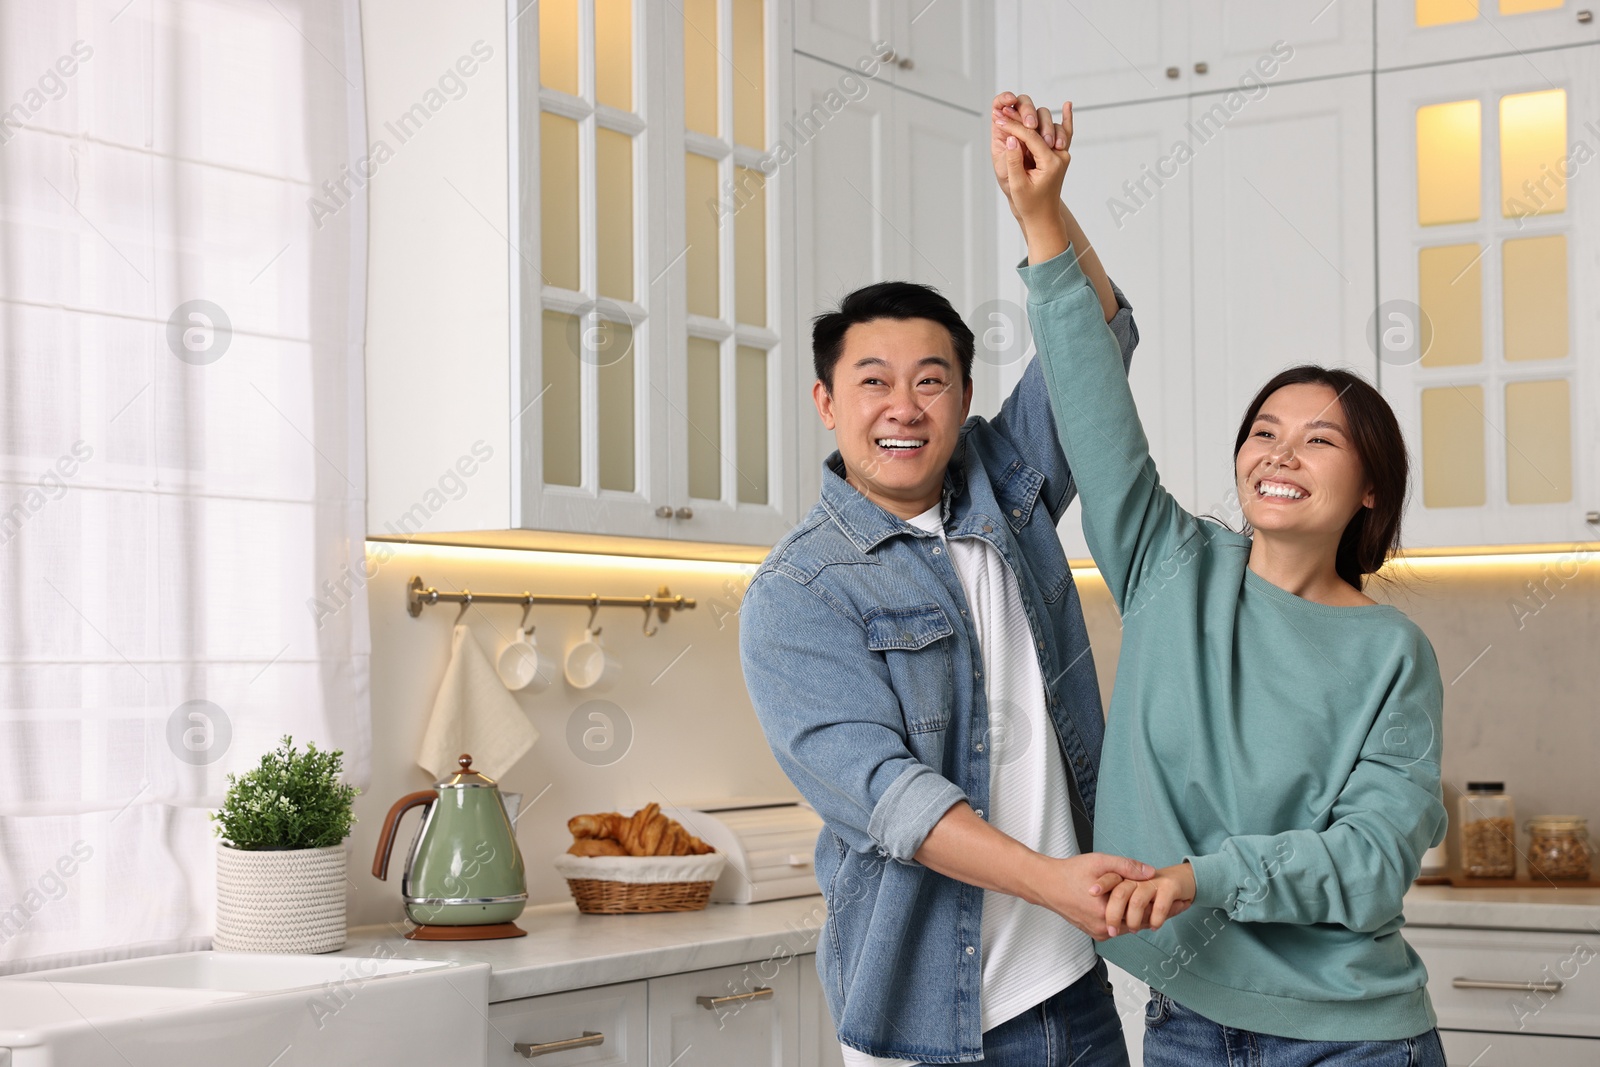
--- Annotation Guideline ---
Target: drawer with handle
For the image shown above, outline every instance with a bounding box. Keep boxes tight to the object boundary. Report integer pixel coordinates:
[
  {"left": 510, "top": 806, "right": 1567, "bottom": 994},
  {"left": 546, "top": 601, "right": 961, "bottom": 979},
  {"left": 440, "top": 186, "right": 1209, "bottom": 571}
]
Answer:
[
  {"left": 1440, "top": 1028, "right": 1600, "bottom": 1066},
  {"left": 1410, "top": 928, "right": 1600, "bottom": 1037},
  {"left": 488, "top": 979, "right": 646, "bottom": 1065},
  {"left": 648, "top": 962, "right": 799, "bottom": 1066}
]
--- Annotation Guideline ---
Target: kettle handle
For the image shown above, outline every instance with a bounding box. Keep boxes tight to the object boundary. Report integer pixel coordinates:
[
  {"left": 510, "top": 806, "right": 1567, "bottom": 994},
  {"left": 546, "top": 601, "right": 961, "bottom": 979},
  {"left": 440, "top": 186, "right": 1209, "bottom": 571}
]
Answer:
[{"left": 372, "top": 790, "right": 437, "bottom": 880}]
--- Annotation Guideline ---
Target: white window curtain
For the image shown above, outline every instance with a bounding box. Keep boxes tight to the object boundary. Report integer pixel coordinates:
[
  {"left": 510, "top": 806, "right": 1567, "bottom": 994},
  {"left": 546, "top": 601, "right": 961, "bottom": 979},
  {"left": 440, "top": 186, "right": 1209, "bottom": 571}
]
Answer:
[{"left": 0, "top": 0, "right": 370, "bottom": 972}]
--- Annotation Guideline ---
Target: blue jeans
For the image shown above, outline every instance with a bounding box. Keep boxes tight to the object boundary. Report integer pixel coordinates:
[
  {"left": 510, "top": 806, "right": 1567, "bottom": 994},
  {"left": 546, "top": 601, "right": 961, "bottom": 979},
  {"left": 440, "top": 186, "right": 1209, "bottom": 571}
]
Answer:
[
  {"left": 975, "top": 959, "right": 1131, "bottom": 1066},
  {"left": 1142, "top": 991, "right": 1446, "bottom": 1066}
]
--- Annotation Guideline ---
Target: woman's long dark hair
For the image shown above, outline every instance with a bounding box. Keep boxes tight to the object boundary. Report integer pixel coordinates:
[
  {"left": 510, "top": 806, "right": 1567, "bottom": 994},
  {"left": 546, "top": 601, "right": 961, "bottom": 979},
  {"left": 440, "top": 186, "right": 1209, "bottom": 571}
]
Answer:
[{"left": 1232, "top": 366, "right": 1409, "bottom": 591}]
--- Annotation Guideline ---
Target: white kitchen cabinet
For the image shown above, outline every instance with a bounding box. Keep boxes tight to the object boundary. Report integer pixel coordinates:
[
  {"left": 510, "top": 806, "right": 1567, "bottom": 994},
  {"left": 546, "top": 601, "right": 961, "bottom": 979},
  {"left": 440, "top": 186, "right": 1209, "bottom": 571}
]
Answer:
[
  {"left": 489, "top": 956, "right": 830, "bottom": 1067},
  {"left": 1379, "top": 0, "right": 1600, "bottom": 71},
  {"left": 1189, "top": 72, "right": 1377, "bottom": 516},
  {"left": 1011, "top": 0, "right": 1192, "bottom": 109},
  {"left": 368, "top": 0, "right": 804, "bottom": 547},
  {"left": 794, "top": 0, "right": 994, "bottom": 111},
  {"left": 792, "top": 53, "right": 997, "bottom": 506},
  {"left": 1376, "top": 47, "right": 1600, "bottom": 548},
  {"left": 512, "top": 0, "right": 803, "bottom": 547},
  {"left": 647, "top": 961, "right": 800, "bottom": 1067},
  {"left": 1439, "top": 1030, "right": 1600, "bottom": 1065},
  {"left": 1410, "top": 926, "right": 1600, "bottom": 1062},
  {"left": 798, "top": 961, "right": 847, "bottom": 1067},
  {"left": 488, "top": 979, "right": 649, "bottom": 1065},
  {"left": 1188, "top": 0, "right": 1373, "bottom": 89},
  {"left": 1009, "top": 1, "right": 1371, "bottom": 112}
]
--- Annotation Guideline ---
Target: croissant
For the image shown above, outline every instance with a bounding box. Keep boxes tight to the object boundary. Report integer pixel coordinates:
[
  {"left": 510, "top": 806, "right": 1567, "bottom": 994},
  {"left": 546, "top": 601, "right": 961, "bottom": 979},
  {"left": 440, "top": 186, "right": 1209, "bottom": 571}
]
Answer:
[
  {"left": 566, "top": 804, "right": 715, "bottom": 857},
  {"left": 568, "top": 812, "right": 626, "bottom": 840}
]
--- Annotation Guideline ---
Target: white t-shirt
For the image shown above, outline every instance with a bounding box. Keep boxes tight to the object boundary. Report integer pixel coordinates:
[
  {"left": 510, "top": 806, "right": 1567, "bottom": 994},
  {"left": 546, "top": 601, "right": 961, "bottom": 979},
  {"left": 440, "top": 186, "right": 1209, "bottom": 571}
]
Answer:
[{"left": 841, "top": 503, "right": 1097, "bottom": 1067}]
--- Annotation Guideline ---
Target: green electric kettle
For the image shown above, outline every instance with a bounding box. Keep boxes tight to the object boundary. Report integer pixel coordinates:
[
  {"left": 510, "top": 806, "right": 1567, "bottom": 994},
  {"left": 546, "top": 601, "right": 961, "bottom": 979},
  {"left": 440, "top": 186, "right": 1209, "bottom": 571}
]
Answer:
[{"left": 372, "top": 754, "right": 528, "bottom": 940}]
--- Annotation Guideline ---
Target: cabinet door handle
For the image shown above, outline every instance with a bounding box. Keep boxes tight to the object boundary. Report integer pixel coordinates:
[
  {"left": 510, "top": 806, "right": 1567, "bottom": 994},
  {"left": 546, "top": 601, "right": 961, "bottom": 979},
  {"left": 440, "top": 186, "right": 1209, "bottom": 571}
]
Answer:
[
  {"left": 656, "top": 506, "right": 674, "bottom": 519},
  {"left": 1579, "top": 10, "right": 1593, "bottom": 24},
  {"left": 1194, "top": 61, "right": 1209, "bottom": 74},
  {"left": 896, "top": 57, "right": 914, "bottom": 70},
  {"left": 1165, "top": 66, "right": 1180, "bottom": 79},
  {"left": 675, "top": 506, "right": 694, "bottom": 520},
  {"left": 514, "top": 1031, "right": 604, "bottom": 1057},
  {"left": 1452, "top": 977, "right": 1564, "bottom": 993},
  {"left": 697, "top": 987, "right": 774, "bottom": 1010},
  {"left": 1586, "top": 510, "right": 1599, "bottom": 524}
]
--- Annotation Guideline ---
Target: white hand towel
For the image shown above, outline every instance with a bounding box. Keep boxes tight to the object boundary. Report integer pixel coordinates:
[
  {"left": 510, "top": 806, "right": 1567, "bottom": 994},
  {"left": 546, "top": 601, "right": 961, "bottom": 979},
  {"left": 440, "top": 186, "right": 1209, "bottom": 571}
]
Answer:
[{"left": 418, "top": 624, "right": 540, "bottom": 781}]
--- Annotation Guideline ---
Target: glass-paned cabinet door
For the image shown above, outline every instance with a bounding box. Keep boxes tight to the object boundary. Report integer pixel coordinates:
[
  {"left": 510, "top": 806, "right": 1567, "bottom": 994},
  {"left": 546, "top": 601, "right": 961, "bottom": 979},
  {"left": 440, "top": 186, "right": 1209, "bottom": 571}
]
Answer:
[
  {"left": 665, "top": 0, "right": 795, "bottom": 544},
  {"left": 1379, "top": 0, "right": 1599, "bottom": 68},
  {"left": 1376, "top": 49, "right": 1599, "bottom": 547},
  {"left": 514, "top": 0, "right": 669, "bottom": 535}
]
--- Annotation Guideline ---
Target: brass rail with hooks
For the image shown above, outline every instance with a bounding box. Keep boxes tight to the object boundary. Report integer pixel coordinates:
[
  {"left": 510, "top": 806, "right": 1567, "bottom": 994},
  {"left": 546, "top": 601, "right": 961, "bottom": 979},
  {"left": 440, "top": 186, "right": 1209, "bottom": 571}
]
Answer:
[{"left": 405, "top": 576, "right": 695, "bottom": 636}]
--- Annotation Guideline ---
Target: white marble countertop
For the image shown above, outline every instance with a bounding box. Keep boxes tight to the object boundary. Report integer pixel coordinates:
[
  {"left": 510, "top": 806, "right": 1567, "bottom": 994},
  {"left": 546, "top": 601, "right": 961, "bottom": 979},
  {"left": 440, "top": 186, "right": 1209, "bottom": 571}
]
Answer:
[
  {"left": 336, "top": 895, "right": 828, "bottom": 1003},
  {"left": 1405, "top": 884, "right": 1600, "bottom": 932},
  {"left": 334, "top": 887, "right": 1600, "bottom": 1005}
]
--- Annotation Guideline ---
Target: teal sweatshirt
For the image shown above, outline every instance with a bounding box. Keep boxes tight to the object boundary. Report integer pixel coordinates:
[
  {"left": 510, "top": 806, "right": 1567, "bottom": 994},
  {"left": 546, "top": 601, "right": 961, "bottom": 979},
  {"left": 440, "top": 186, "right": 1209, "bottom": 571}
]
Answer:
[{"left": 1022, "top": 248, "right": 1447, "bottom": 1040}]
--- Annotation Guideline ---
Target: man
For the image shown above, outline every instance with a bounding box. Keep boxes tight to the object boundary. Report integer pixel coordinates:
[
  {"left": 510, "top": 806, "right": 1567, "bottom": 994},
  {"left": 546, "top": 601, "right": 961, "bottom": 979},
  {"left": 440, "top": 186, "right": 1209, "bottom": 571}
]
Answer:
[{"left": 739, "top": 97, "right": 1151, "bottom": 1066}]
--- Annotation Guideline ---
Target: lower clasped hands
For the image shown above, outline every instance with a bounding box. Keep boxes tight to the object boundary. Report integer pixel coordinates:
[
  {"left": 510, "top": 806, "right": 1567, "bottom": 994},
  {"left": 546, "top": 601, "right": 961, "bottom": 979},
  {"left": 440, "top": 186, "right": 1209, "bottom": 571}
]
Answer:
[{"left": 1102, "top": 861, "right": 1197, "bottom": 938}]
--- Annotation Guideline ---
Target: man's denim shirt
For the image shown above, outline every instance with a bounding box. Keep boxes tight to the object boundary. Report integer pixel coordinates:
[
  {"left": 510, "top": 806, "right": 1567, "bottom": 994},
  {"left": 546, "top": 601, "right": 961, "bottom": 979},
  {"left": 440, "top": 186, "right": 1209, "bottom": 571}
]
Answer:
[{"left": 739, "top": 282, "right": 1137, "bottom": 1064}]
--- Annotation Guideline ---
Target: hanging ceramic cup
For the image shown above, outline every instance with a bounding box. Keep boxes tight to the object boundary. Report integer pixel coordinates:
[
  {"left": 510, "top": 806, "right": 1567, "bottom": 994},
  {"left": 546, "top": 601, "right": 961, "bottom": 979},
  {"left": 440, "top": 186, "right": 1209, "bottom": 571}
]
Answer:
[
  {"left": 496, "top": 627, "right": 551, "bottom": 692},
  {"left": 564, "top": 627, "right": 620, "bottom": 691}
]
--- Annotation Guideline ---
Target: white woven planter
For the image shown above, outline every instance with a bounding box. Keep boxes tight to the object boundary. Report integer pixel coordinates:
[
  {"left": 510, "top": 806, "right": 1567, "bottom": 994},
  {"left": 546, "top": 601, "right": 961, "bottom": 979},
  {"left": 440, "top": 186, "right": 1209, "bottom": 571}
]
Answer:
[{"left": 214, "top": 842, "right": 347, "bottom": 953}]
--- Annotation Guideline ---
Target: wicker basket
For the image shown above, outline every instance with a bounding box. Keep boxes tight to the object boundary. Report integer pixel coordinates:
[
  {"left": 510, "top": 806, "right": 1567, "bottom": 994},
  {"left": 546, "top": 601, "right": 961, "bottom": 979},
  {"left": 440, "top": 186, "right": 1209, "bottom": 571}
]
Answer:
[{"left": 553, "top": 852, "right": 726, "bottom": 914}]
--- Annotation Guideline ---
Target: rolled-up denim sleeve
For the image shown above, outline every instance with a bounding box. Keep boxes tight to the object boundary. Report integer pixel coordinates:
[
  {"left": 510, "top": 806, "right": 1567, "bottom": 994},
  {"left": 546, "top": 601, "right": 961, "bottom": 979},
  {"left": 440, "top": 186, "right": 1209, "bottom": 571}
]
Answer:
[{"left": 739, "top": 569, "right": 965, "bottom": 862}]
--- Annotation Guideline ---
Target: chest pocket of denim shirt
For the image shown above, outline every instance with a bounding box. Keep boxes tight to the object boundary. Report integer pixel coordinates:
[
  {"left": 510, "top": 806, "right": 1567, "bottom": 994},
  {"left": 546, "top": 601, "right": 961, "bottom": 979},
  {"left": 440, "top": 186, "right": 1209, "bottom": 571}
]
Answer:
[
  {"left": 864, "top": 604, "right": 955, "bottom": 735},
  {"left": 996, "top": 461, "right": 1071, "bottom": 603}
]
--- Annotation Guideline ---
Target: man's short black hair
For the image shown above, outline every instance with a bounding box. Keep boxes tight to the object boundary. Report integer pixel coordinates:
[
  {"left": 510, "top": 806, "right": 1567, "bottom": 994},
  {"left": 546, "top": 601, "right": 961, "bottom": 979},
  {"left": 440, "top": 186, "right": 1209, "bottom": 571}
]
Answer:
[{"left": 812, "top": 281, "right": 975, "bottom": 392}]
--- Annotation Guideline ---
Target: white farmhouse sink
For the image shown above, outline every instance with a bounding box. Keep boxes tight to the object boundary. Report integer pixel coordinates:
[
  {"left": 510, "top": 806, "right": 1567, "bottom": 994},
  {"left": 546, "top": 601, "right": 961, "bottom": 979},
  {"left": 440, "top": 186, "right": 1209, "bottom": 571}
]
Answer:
[
  {"left": 0, "top": 951, "right": 491, "bottom": 1066},
  {"left": 25, "top": 950, "right": 452, "bottom": 991}
]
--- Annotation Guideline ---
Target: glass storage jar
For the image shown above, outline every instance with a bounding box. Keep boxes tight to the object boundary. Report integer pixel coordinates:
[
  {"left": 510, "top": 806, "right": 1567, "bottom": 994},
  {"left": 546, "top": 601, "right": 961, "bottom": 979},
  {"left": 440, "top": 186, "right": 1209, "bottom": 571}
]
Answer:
[
  {"left": 1458, "top": 781, "right": 1516, "bottom": 878},
  {"left": 1526, "top": 815, "right": 1591, "bottom": 881}
]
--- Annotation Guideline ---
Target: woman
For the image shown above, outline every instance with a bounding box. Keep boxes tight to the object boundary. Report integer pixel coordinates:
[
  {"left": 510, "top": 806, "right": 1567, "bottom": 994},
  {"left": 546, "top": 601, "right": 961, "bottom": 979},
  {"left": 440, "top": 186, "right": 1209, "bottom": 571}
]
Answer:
[{"left": 993, "top": 95, "right": 1448, "bottom": 1065}]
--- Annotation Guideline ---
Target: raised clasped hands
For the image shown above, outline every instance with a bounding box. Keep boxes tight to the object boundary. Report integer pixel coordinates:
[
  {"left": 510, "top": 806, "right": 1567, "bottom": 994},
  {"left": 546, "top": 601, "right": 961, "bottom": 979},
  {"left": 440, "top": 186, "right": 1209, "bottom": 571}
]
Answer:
[{"left": 990, "top": 90, "right": 1074, "bottom": 262}]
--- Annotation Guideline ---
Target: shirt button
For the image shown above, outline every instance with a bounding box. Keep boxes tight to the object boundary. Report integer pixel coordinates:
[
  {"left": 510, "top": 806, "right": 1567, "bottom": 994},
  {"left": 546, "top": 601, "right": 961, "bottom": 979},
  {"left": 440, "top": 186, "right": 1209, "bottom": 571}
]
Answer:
[
  {"left": 974, "top": 743, "right": 984, "bottom": 752},
  {"left": 965, "top": 945, "right": 975, "bottom": 955},
  {"left": 974, "top": 670, "right": 982, "bottom": 680},
  {"left": 960, "top": 609, "right": 968, "bottom": 617},
  {"left": 982, "top": 525, "right": 993, "bottom": 533},
  {"left": 1011, "top": 509, "right": 1022, "bottom": 518},
  {"left": 1037, "top": 639, "right": 1045, "bottom": 650},
  {"left": 932, "top": 546, "right": 942, "bottom": 555},
  {"left": 1076, "top": 756, "right": 1087, "bottom": 769},
  {"left": 973, "top": 809, "right": 984, "bottom": 819}
]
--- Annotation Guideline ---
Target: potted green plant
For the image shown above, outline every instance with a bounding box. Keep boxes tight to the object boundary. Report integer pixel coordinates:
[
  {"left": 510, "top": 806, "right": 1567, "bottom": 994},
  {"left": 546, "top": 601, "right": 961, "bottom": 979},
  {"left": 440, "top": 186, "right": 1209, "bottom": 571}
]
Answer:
[{"left": 211, "top": 736, "right": 359, "bottom": 953}]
